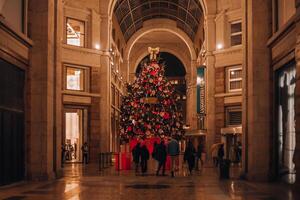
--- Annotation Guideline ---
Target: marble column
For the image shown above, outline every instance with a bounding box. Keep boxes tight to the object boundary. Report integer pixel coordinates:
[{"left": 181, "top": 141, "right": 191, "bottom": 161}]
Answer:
[
  {"left": 27, "top": 0, "right": 56, "bottom": 180},
  {"left": 205, "top": 14, "right": 216, "bottom": 161},
  {"left": 99, "top": 15, "right": 111, "bottom": 152},
  {"left": 188, "top": 60, "right": 198, "bottom": 130},
  {"left": 244, "top": 0, "right": 272, "bottom": 181},
  {"left": 54, "top": 0, "right": 63, "bottom": 177}
]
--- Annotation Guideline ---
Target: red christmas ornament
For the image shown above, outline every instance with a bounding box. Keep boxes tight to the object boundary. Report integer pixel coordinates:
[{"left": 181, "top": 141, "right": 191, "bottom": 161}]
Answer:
[{"left": 163, "top": 112, "right": 170, "bottom": 119}]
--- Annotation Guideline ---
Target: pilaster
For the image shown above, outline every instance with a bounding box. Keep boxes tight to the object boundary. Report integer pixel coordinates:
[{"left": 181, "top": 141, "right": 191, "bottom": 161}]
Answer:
[
  {"left": 244, "top": 0, "right": 272, "bottom": 181},
  {"left": 205, "top": 14, "right": 216, "bottom": 160},
  {"left": 27, "top": 0, "right": 56, "bottom": 180}
]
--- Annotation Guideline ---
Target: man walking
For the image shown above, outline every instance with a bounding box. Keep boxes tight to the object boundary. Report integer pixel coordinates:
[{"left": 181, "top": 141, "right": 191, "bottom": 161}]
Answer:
[{"left": 167, "top": 137, "right": 180, "bottom": 177}]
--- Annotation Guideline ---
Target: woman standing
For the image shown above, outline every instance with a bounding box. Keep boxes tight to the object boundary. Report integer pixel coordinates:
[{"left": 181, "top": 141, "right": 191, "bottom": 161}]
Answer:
[{"left": 184, "top": 141, "right": 196, "bottom": 175}]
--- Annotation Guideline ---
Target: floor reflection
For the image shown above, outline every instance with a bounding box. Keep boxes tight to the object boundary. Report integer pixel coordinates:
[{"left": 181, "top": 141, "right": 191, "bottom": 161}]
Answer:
[{"left": 0, "top": 163, "right": 299, "bottom": 200}]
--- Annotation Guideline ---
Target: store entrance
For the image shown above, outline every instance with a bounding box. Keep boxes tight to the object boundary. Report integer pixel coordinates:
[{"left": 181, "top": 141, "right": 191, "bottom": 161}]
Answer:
[{"left": 63, "top": 108, "right": 88, "bottom": 163}]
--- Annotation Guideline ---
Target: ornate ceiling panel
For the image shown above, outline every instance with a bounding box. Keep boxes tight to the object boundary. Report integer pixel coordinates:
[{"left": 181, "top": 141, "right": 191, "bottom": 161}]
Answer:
[{"left": 114, "top": 0, "right": 203, "bottom": 41}]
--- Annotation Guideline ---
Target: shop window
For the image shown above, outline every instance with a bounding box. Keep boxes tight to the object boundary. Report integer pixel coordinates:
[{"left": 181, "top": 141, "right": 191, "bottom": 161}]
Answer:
[
  {"left": 66, "top": 18, "right": 85, "bottom": 47},
  {"left": 276, "top": 61, "right": 296, "bottom": 184},
  {"left": 227, "top": 67, "right": 242, "bottom": 92},
  {"left": 230, "top": 21, "right": 242, "bottom": 46},
  {"left": 65, "top": 66, "right": 89, "bottom": 91},
  {"left": 226, "top": 106, "right": 242, "bottom": 126}
]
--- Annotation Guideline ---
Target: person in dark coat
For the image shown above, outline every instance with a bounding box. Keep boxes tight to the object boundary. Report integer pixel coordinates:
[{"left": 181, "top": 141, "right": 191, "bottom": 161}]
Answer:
[
  {"left": 132, "top": 142, "right": 141, "bottom": 174},
  {"left": 156, "top": 140, "right": 167, "bottom": 176},
  {"left": 196, "top": 142, "right": 205, "bottom": 170},
  {"left": 218, "top": 144, "right": 225, "bottom": 163},
  {"left": 152, "top": 141, "right": 158, "bottom": 160},
  {"left": 184, "top": 141, "right": 196, "bottom": 175},
  {"left": 140, "top": 144, "right": 150, "bottom": 175},
  {"left": 81, "top": 142, "right": 89, "bottom": 164}
]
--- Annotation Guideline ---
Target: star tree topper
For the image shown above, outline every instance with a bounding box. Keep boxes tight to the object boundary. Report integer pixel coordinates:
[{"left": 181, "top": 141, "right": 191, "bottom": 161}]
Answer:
[{"left": 148, "top": 47, "right": 160, "bottom": 61}]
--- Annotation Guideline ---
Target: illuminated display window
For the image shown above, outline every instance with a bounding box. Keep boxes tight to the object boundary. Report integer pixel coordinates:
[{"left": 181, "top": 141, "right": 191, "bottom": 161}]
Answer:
[
  {"left": 65, "top": 66, "right": 89, "bottom": 91},
  {"left": 66, "top": 18, "right": 85, "bottom": 47}
]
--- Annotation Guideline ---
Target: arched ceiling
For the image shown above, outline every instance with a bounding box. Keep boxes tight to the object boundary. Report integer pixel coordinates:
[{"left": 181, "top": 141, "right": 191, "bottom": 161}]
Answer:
[{"left": 113, "top": 0, "right": 203, "bottom": 41}]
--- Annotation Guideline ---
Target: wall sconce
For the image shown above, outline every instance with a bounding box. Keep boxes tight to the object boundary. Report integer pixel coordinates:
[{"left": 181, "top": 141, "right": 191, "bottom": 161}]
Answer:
[
  {"left": 216, "top": 43, "right": 223, "bottom": 50},
  {"left": 95, "top": 44, "right": 100, "bottom": 50}
]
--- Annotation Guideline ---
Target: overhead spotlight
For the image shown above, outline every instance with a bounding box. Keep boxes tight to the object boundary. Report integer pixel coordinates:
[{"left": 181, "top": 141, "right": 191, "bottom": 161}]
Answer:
[
  {"left": 109, "top": 48, "right": 113, "bottom": 52},
  {"left": 217, "top": 43, "right": 223, "bottom": 50},
  {"left": 95, "top": 44, "right": 100, "bottom": 50},
  {"left": 116, "top": 69, "right": 119, "bottom": 73}
]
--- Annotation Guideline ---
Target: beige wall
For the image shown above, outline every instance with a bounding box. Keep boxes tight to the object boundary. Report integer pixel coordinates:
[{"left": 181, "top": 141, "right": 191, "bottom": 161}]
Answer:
[{"left": 277, "top": 0, "right": 296, "bottom": 28}]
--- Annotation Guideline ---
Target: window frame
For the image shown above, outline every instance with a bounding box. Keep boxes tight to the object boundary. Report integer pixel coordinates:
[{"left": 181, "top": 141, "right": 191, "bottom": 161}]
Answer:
[
  {"left": 230, "top": 20, "right": 242, "bottom": 47},
  {"left": 66, "top": 17, "right": 86, "bottom": 47},
  {"left": 64, "top": 64, "right": 90, "bottom": 92},
  {"left": 227, "top": 66, "right": 242, "bottom": 93}
]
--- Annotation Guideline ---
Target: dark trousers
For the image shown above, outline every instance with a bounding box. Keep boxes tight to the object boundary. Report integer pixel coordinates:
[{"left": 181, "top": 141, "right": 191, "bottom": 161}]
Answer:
[
  {"left": 156, "top": 160, "right": 166, "bottom": 175},
  {"left": 83, "top": 153, "right": 88, "bottom": 164},
  {"left": 141, "top": 159, "right": 148, "bottom": 173},
  {"left": 187, "top": 160, "right": 195, "bottom": 173},
  {"left": 135, "top": 161, "right": 139, "bottom": 173}
]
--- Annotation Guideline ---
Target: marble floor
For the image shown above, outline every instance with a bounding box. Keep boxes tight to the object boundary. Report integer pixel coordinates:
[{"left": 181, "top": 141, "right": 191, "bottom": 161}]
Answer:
[{"left": 0, "top": 163, "right": 299, "bottom": 200}]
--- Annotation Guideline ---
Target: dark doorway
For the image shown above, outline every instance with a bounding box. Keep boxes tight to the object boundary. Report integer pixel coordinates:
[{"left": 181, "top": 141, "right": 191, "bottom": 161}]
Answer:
[{"left": 0, "top": 59, "right": 25, "bottom": 186}]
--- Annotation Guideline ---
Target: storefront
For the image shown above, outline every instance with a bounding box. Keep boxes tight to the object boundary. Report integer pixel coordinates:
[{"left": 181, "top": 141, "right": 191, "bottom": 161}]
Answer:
[
  {"left": 0, "top": 59, "right": 25, "bottom": 186},
  {"left": 275, "top": 61, "right": 296, "bottom": 184},
  {"left": 221, "top": 126, "right": 242, "bottom": 163},
  {"left": 184, "top": 129, "right": 206, "bottom": 153}
]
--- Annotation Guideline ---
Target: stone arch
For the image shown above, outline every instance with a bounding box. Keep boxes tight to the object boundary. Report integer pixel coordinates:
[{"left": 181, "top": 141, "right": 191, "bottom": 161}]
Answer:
[
  {"left": 107, "top": 0, "right": 211, "bottom": 17},
  {"left": 131, "top": 48, "right": 189, "bottom": 76},
  {"left": 124, "top": 19, "right": 197, "bottom": 62}
]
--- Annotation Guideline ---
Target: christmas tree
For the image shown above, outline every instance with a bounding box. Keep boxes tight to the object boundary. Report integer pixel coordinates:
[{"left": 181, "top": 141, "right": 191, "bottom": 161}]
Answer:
[{"left": 119, "top": 48, "right": 184, "bottom": 143}]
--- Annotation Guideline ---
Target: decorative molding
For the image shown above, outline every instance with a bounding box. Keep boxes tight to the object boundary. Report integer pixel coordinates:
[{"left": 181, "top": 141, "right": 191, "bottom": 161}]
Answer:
[
  {"left": 213, "top": 46, "right": 242, "bottom": 67},
  {"left": 0, "top": 18, "right": 33, "bottom": 47},
  {"left": 62, "top": 90, "right": 100, "bottom": 98},
  {"left": 62, "top": 44, "right": 105, "bottom": 55},
  {"left": 267, "top": 14, "right": 296, "bottom": 47},
  {"left": 63, "top": 94, "right": 92, "bottom": 105},
  {"left": 64, "top": 5, "right": 91, "bottom": 16},
  {"left": 62, "top": 44, "right": 106, "bottom": 68},
  {"left": 215, "top": 92, "right": 242, "bottom": 98}
]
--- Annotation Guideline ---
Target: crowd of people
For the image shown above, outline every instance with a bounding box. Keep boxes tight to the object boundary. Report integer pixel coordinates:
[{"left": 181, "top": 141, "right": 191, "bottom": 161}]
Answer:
[
  {"left": 61, "top": 142, "right": 89, "bottom": 164},
  {"left": 131, "top": 137, "right": 206, "bottom": 177}
]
